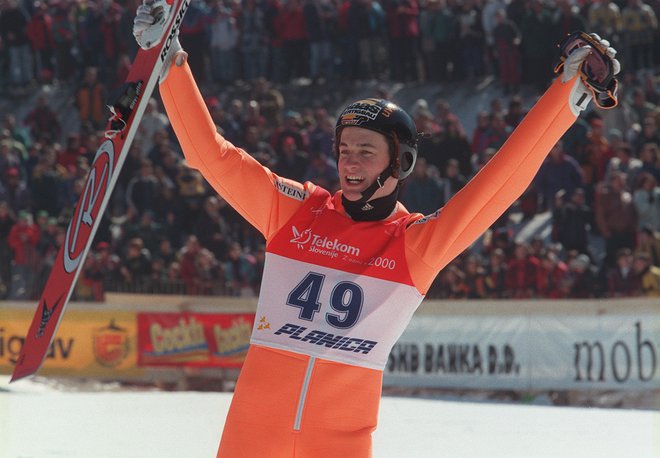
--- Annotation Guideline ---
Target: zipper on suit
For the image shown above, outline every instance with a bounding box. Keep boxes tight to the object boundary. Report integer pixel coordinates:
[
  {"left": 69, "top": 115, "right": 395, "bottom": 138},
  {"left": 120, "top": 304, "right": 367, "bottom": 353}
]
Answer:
[{"left": 294, "top": 356, "right": 316, "bottom": 431}]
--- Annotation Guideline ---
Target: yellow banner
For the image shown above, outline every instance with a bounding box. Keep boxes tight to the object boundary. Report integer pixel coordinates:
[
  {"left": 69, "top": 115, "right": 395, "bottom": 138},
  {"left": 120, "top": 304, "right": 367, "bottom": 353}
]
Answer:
[{"left": 0, "top": 307, "right": 143, "bottom": 378}]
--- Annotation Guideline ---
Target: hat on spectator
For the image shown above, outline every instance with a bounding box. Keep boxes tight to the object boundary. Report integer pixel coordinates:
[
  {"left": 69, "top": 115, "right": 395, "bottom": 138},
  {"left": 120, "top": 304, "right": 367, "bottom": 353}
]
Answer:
[
  {"left": 283, "top": 136, "right": 296, "bottom": 147},
  {"left": 570, "top": 254, "right": 591, "bottom": 270},
  {"left": 96, "top": 241, "right": 110, "bottom": 250}
]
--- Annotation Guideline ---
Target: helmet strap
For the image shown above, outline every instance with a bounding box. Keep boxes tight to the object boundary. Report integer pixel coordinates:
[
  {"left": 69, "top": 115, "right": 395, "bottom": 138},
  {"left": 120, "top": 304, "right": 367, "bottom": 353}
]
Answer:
[
  {"left": 353, "top": 165, "right": 393, "bottom": 204},
  {"left": 342, "top": 183, "right": 400, "bottom": 221}
]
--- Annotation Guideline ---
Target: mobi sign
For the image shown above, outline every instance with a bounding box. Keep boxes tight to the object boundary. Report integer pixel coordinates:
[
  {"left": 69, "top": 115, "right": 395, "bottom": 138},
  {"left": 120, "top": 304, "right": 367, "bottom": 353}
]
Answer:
[{"left": 574, "top": 321, "right": 657, "bottom": 384}]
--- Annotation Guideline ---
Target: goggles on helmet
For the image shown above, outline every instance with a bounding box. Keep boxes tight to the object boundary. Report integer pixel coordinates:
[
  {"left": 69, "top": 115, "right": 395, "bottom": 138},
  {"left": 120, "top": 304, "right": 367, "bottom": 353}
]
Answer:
[{"left": 556, "top": 31, "right": 618, "bottom": 109}]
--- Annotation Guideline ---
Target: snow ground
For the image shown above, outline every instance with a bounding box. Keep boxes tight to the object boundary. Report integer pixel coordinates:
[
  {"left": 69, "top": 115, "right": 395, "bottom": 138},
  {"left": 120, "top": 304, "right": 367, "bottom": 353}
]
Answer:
[{"left": 1, "top": 376, "right": 658, "bottom": 458}]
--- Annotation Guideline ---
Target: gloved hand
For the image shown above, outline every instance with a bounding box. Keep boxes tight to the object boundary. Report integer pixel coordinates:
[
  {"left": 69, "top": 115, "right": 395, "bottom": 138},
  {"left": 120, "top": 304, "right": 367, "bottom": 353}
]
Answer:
[
  {"left": 133, "top": 0, "right": 186, "bottom": 81},
  {"left": 555, "top": 32, "right": 620, "bottom": 113}
]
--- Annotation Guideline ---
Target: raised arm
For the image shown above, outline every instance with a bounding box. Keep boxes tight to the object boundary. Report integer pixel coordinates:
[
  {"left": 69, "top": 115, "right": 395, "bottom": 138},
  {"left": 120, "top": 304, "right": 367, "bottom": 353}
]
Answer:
[
  {"left": 159, "top": 62, "right": 312, "bottom": 240},
  {"left": 405, "top": 33, "right": 621, "bottom": 293}
]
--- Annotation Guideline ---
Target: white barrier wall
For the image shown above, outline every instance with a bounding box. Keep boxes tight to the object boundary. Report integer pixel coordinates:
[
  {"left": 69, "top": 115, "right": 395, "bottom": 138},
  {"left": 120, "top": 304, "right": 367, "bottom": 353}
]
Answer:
[
  {"left": 384, "top": 299, "right": 660, "bottom": 391},
  {"left": 4, "top": 295, "right": 658, "bottom": 391}
]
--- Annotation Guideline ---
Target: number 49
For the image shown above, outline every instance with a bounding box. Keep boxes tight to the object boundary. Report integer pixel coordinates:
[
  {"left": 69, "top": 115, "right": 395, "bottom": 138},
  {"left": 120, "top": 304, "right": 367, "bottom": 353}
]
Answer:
[{"left": 286, "top": 272, "right": 363, "bottom": 329}]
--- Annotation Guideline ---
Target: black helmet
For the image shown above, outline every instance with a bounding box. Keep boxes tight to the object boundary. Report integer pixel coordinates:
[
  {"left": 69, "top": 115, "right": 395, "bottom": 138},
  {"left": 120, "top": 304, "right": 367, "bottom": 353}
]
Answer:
[{"left": 335, "top": 98, "right": 418, "bottom": 180}]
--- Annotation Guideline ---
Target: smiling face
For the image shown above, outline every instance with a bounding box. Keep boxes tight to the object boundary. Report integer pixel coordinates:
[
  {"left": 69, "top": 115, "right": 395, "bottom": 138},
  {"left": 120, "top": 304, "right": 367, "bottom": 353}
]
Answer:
[{"left": 337, "top": 127, "right": 398, "bottom": 201}]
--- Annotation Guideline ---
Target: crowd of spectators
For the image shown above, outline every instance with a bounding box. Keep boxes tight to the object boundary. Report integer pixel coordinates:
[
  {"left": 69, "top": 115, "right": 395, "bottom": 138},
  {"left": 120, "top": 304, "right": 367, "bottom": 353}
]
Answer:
[{"left": 1, "top": 0, "right": 659, "bottom": 301}]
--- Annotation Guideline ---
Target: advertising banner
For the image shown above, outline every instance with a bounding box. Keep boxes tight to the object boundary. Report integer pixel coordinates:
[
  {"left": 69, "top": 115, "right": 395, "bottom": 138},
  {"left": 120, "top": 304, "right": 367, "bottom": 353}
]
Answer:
[
  {"left": 384, "top": 312, "right": 660, "bottom": 391},
  {"left": 0, "top": 307, "right": 141, "bottom": 377},
  {"left": 137, "top": 312, "right": 254, "bottom": 368}
]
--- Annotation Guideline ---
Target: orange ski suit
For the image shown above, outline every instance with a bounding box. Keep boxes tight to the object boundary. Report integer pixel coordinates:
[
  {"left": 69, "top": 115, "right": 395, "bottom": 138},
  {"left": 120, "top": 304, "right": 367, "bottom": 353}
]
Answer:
[{"left": 160, "top": 63, "right": 581, "bottom": 457}]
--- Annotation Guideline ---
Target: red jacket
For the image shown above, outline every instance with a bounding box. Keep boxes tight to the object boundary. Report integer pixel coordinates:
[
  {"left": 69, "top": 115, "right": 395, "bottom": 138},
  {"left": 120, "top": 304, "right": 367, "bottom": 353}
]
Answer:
[
  {"left": 279, "top": 6, "right": 307, "bottom": 41},
  {"left": 8, "top": 222, "right": 40, "bottom": 265},
  {"left": 26, "top": 12, "right": 54, "bottom": 51}
]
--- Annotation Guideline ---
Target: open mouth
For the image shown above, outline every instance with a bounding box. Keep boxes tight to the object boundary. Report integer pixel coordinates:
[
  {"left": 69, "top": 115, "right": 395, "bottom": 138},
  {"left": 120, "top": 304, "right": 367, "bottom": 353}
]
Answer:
[{"left": 345, "top": 175, "right": 365, "bottom": 185}]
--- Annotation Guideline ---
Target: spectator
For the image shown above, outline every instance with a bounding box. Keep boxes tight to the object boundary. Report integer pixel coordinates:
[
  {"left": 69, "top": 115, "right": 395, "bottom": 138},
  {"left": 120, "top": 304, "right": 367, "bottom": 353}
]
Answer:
[
  {"left": 596, "top": 171, "right": 640, "bottom": 267},
  {"left": 566, "top": 253, "right": 600, "bottom": 298},
  {"left": 620, "top": 0, "right": 657, "bottom": 72},
  {"left": 471, "top": 110, "right": 492, "bottom": 157},
  {"left": 633, "top": 251, "right": 660, "bottom": 296},
  {"left": 505, "top": 242, "right": 541, "bottom": 298},
  {"left": 193, "top": 196, "right": 232, "bottom": 262},
  {"left": 194, "top": 248, "right": 224, "bottom": 295},
  {"left": 442, "top": 158, "right": 467, "bottom": 200},
  {"left": 503, "top": 96, "right": 527, "bottom": 130},
  {"left": 75, "top": 66, "right": 106, "bottom": 130},
  {"left": 0, "top": 0, "right": 33, "bottom": 89},
  {"left": 484, "top": 247, "right": 508, "bottom": 298},
  {"left": 604, "top": 142, "right": 643, "bottom": 190},
  {"left": 463, "top": 254, "right": 487, "bottom": 298},
  {"left": 482, "top": 112, "right": 511, "bottom": 151},
  {"left": 385, "top": 0, "right": 420, "bottom": 82},
  {"left": 628, "top": 87, "right": 657, "bottom": 126},
  {"left": 0, "top": 166, "right": 30, "bottom": 214},
  {"left": 238, "top": 0, "right": 269, "bottom": 81},
  {"left": 637, "top": 225, "right": 660, "bottom": 266},
  {"left": 223, "top": 242, "right": 257, "bottom": 297},
  {"left": 7, "top": 210, "right": 40, "bottom": 299},
  {"left": 23, "top": 94, "right": 61, "bottom": 144},
  {"left": 421, "top": 0, "right": 458, "bottom": 82},
  {"left": 400, "top": 157, "right": 446, "bottom": 215},
  {"left": 29, "top": 148, "right": 65, "bottom": 217},
  {"left": 632, "top": 115, "right": 660, "bottom": 153},
  {"left": 50, "top": 1, "right": 77, "bottom": 82},
  {"left": 118, "top": 237, "right": 152, "bottom": 292},
  {"left": 438, "top": 118, "right": 472, "bottom": 177},
  {"left": 26, "top": 1, "right": 55, "bottom": 83},
  {"left": 279, "top": 0, "right": 309, "bottom": 80},
  {"left": 537, "top": 250, "right": 569, "bottom": 298},
  {"left": 303, "top": 152, "right": 338, "bottom": 191},
  {"left": 0, "top": 200, "right": 15, "bottom": 298},
  {"left": 534, "top": 140, "right": 584, "bottom": 211},
  {"left": 552, "top": 187, "right": 593, "bottom": 255},
  {"left": 303, "top": 0, "right": 337, "bottom": 82},
  {"left": 123, "top": 210, "right": 166, "bottom": 254},
  {"left": 307, "top": 113, "right": 335, "bottom": 161},
  {"left": 125, "top": 158, "right": 160, "bottom": 216},
  {"left": 587, "top": 2, "right": 622, "bottom": 49},
  {"left": 606, "top": 248, "right": 640, "bottom": 297},
  {"left": 639, "top": 142, "right": 660, "bottom": 182},
  {"left": 633, "top": 172, "right": 660, "bottom": 231},
  {"left": 56, "top": 133, "right": 88, "bottom": 170},
  {"left": 273, "top": 136, "right": 309, "bottom": 182},
  {"left": 481, "top": 0, "right": 507, "bottom": 75},
  {"left": 178, "top": 1, "right": 209, "bottom": 82},
  {"left": 455, "top": 0, "right": 485, "bottom": 80},
  {"left": 519, "top": 0, "right": 555, "bottom": 90},
  {"left": 270, "top": 110, "right": 306, "bottom": 156},
  {"left": 492, "top": 8, "right": 522, "bottom": 94},
  {"left": 554, "top": 0, "right": 587, "bottom": 42},
  {"left": 175, "top": 161, "right": 207, "bottom": 233},
  {"left": 436, "top": 263, "right": 469, "bottom": 299},
  {"left": 208, "top": 4, "right": 239, "bottom": 83},
  {"left": 0, "top": 136, "right": 23, "bottom": 181},
  {"left": 580, "top": 117, "right": 611, "bottom": 200},
  {"left": 138, "top": 98, "right": 170, "bottom": 155}
]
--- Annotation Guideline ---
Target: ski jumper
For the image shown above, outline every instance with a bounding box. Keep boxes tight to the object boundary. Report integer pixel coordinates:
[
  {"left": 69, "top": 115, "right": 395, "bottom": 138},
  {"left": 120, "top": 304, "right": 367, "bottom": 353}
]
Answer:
[{"left": 160, "top": 63, "right": 580, "bottom": 457}]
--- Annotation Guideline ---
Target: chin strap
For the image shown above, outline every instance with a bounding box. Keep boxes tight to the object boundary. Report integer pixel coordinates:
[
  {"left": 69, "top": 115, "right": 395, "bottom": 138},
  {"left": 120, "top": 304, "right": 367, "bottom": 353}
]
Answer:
[
  {"left": 353, "top": 164, "right": 395, "bottom": 206},
  {"left": 342, "top": 184, "right": 400, "bottom": 221}
]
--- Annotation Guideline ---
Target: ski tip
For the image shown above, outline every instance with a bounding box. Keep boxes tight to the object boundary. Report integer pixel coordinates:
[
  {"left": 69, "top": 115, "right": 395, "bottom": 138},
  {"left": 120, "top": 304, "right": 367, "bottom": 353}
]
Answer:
[{"left": 10, "top": 363, "right": 37, "bottom": 383}]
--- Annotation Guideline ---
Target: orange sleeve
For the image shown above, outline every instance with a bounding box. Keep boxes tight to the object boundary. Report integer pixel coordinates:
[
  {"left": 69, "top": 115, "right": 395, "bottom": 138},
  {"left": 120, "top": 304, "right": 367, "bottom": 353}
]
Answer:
[
  {"left": 159, "top": 63, "right": 313, "bottom": 241},
  {"left": 405, "top": 76, "right": 581, "bottom": 294}
]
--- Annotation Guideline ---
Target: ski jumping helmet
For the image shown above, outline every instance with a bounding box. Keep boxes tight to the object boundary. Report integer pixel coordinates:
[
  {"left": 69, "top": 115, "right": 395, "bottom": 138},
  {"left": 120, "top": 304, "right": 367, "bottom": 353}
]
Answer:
[{"left": 335, "top": 98, "right": 418, "bottom": 182}]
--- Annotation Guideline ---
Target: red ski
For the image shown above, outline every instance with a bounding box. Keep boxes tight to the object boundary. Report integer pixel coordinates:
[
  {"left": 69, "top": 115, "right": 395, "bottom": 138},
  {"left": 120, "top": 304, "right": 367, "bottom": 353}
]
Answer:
[{"left": 11, "top": 0, "right": 192, "bottom": 382}]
